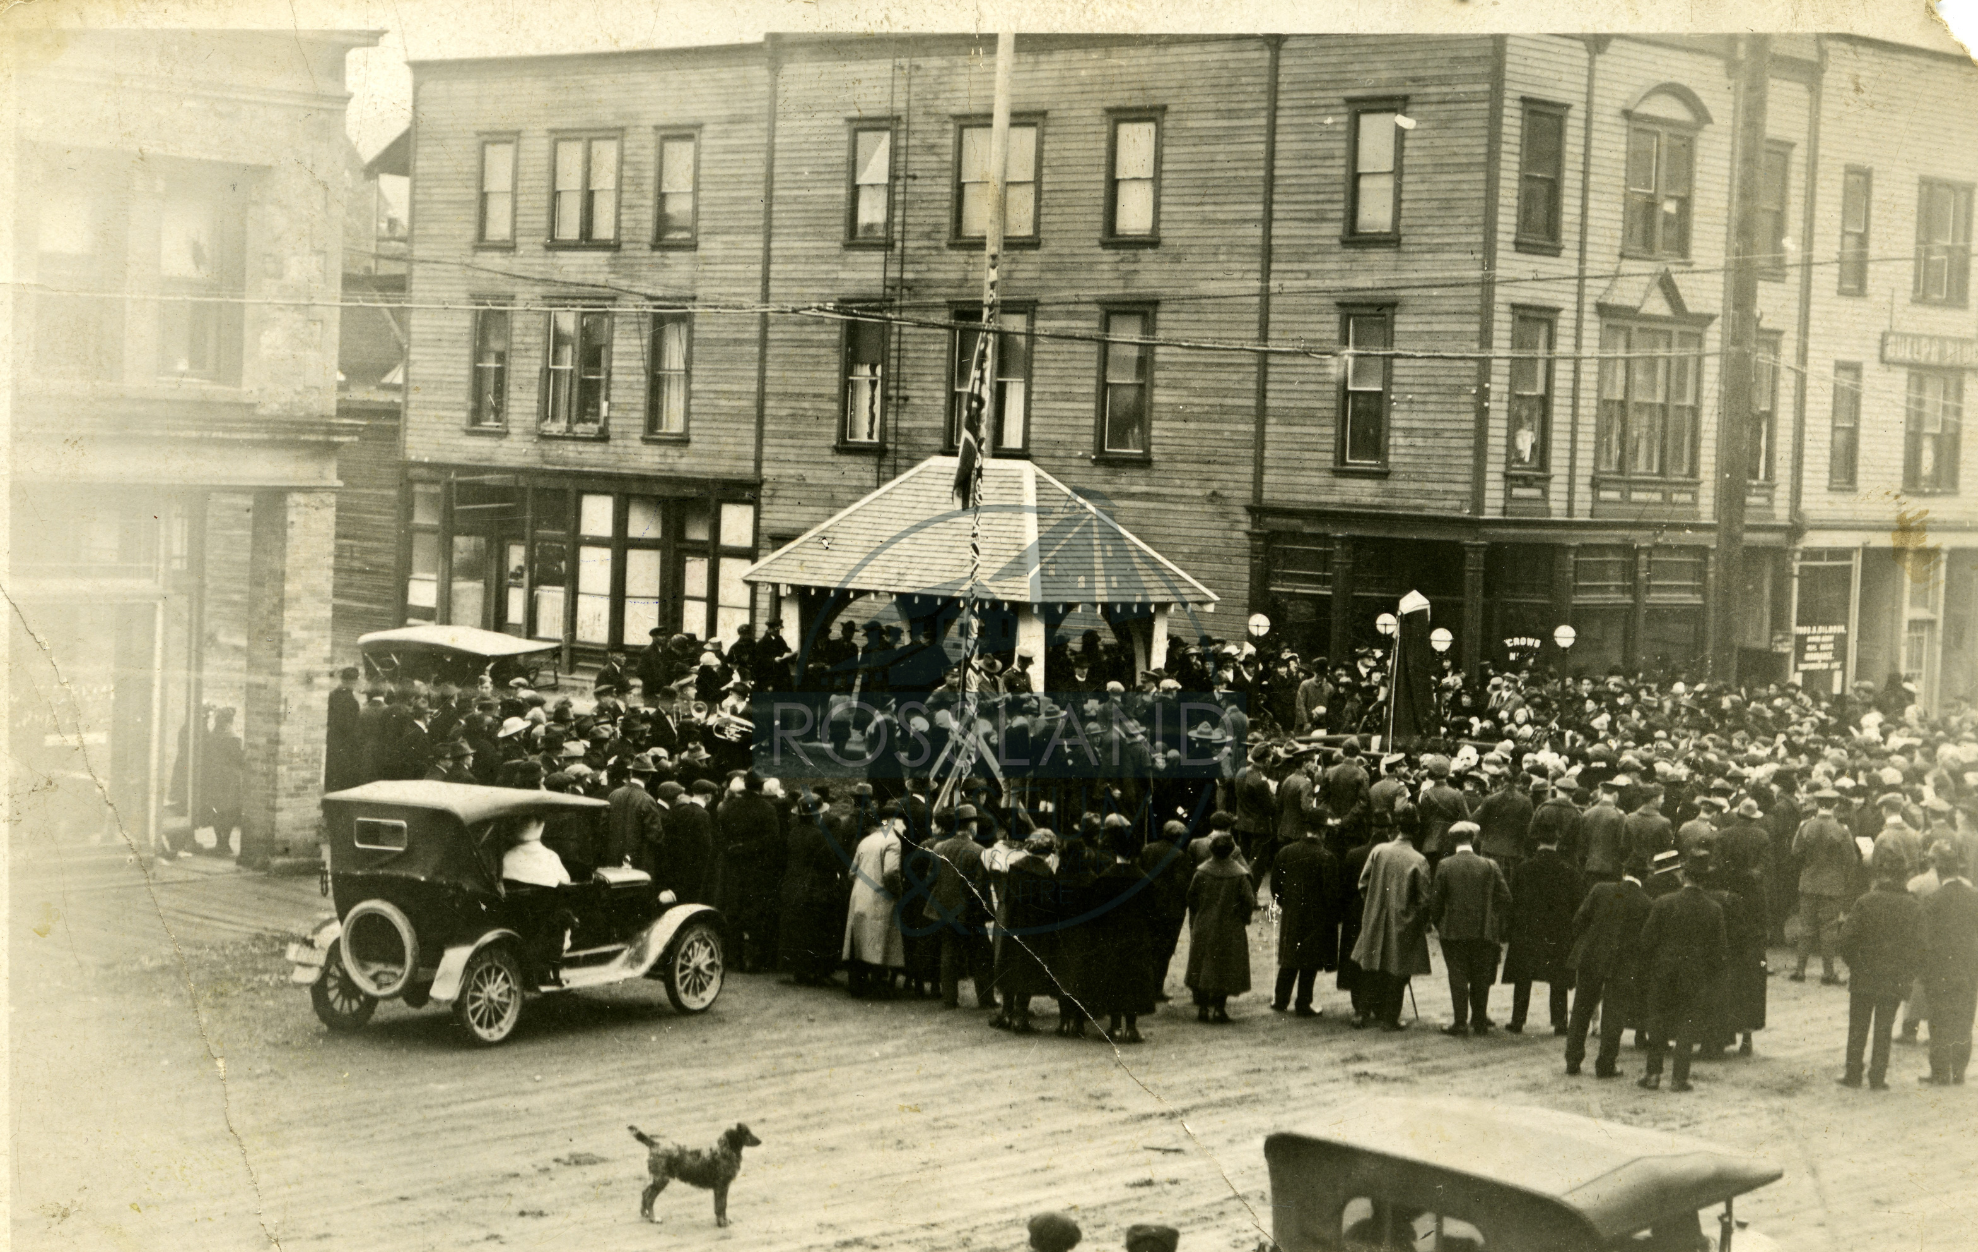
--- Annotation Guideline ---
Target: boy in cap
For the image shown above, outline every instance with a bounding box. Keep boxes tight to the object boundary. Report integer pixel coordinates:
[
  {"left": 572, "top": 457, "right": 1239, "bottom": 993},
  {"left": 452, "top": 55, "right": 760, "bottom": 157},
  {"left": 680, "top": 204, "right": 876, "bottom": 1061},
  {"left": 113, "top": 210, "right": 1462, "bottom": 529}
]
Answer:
[{"left": 1027, "top": 1212, "right": 1081, "bottom": 1252}]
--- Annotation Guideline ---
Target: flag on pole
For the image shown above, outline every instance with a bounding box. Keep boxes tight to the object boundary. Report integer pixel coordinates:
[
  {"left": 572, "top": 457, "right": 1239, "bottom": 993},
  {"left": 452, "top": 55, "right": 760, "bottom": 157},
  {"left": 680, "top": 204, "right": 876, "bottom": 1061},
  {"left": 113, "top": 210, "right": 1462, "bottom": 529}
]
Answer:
[{"left": 952, "top": 321, "right": 991, "bottom": 508}]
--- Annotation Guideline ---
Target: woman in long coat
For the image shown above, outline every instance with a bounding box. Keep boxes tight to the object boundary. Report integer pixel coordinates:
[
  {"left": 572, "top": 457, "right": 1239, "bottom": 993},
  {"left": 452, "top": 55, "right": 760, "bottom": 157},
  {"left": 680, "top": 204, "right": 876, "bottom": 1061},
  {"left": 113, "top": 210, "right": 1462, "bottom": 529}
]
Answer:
[
  {"left": 778, "top": 796, "right": 850, "bottom": 985},
  {"left": 1185, "top": 833, "right": 1256, "bottom": 1022},
  {"left": 842, "top": 813, "right": 907, "bottom": 997},
  {"left": 1049, "top": 834, "right": 1100, "bottom": 1036},
  {"left": 1085, "top": 827, "right": 1158, "bottom": 1041},
  {"left": 1707, "top": 865, "right": 1768, "bottom": 1054},
  {"left": 992, "top": 833, "right": 1061, "bottom": 1034}
]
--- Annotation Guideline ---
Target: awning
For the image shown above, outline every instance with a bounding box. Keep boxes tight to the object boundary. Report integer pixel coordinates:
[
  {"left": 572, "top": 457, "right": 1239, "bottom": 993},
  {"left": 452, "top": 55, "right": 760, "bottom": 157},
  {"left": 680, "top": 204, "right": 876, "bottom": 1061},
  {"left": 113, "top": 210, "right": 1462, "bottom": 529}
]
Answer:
[{"left": 743, "top": 456, "right": 1217, "bottom": 610}]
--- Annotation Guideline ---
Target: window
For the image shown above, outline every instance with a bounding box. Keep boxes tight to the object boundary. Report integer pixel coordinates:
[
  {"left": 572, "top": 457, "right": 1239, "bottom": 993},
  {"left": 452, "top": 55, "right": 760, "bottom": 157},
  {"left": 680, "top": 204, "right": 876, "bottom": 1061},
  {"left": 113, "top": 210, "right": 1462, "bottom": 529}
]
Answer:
[
  {"left": 158, "top": 190, "right": 242, "bottom": 381},
  {"left": 950, "top": 308, "right": 1032, "bottom": 453},
  {"left": 541, "top": 308, "right": 612, "bottom": 436},
  {"left": 1097, "top": 307, "right": 1153, "bottom": 457},
  {"left": 1595, "top": 322, "right": 1703, "bottom": 478},
  {"left": 1838, "top": 167, "right": 1871, "bottom": 294},
  {"left": 1515, "top": 101, "right": 1567, "bottom": 251},
  {"left": 1750, "top": 330, "right": 1782, "bottom": 481},
  {"left": 1339, "top": 308, "right": 1393, "bottom": 466},
  {"left": 478, "top": 138, "right": 516, "bottom": 244},
  {"left": 955, "top": 121, "right": 1039, "bottom": 241},
  {"left": 33, "top": 181, "right": 122, "bottom": 381},
  {"left": 469, "top": 305, "right": 510, "bottom": 429},
  {"left": 647, "top": 312, "right": 691, "bottom": 437},
  {"left": 353, "top": 818, "right": 408, "bottom": 852},
  {"left": 1757, "top": 142, "right": 1791, "bottom": 279},
  {"left": 1340, "top": 1196, "right": 1486, "bottom": 1251},
  {"left": 1623, "top": 123, "right": 1694, "bottom": 259},
  {"left": 841, "top": 315, "right": 888, "bottom": 446},
  {"left": 549, "top": 134, "right": 619, "bottom": 244},
  {"left": 1914, "top": 179, "right": 1972, "bottom": 305},
  {"left": 1905, "top": 369, "right": 1962, "bottom": 493},
  {"left": 1347, "top": 103, "right": 1404, "bottom": 240},
  {"left": 1105, "top": 113, "right": 1161, "bottom": 242},
  {"left": 1829, "top": 363, "right": 1861, "bottom": 490},
  {"left": 654, "top": 131, "right": 698, "bottom": 246},
  {"left": 1507, "top": 311, "right": 1554, "bottom": 472},
  {"left": 406, "top": 482, "right": 443, "bottom": 622},
  {"left": 847, "top": 124, "right": 893, "bottom": 243}
]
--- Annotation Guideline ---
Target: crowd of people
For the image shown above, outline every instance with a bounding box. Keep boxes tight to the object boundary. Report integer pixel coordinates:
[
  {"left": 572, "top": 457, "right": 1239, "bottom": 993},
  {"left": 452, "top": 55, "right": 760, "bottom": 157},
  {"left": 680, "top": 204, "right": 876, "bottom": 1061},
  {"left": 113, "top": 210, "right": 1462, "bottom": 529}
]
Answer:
[{"left": 322, "top": 618, "right": 1978, "bottom": 1093}]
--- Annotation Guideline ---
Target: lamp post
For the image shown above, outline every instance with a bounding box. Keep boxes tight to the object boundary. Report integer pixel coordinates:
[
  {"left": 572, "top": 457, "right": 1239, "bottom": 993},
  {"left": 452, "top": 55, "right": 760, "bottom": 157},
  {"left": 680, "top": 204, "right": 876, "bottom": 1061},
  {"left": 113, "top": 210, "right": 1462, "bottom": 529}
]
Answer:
[{"left": 1552, "top": 623, "right": 1577, "bottom": 677}]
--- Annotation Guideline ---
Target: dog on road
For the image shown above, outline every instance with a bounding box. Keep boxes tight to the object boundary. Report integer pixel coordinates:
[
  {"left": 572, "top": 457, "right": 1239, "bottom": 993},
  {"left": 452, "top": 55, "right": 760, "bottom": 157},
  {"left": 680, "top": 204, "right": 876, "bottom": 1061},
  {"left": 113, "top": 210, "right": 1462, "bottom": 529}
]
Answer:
[{"left": 628, "top": 1123, "right": 761, "bottom": 1226}]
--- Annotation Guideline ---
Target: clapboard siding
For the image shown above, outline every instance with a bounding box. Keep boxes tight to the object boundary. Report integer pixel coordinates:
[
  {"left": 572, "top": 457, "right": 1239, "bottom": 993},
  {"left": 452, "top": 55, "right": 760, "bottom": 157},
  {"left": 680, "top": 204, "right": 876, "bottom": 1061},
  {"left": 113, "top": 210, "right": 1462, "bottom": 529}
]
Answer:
[
  {"left": 405, "top": 48, "right": 769, "bottom": 485},
  {"left": 1800, "top": 38, "right": 1978, "bottom": 530},
  {"left": 1259, "top": 35, "right": 1497, "bottom": 516},
  {"left": 331, "top": 403, "right": 404, "bottom": 659},
  {"left": 758, "top": 36, "right": 1275, "bottom": 613}
]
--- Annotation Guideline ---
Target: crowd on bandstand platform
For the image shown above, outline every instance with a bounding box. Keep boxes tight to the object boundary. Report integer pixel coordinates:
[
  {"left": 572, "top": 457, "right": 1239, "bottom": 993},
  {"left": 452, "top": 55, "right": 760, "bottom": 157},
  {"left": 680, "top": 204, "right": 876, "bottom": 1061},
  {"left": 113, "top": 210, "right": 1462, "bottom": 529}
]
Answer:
[{"left": 321, "top": 617, "right": 1978, "bottom": 1094}]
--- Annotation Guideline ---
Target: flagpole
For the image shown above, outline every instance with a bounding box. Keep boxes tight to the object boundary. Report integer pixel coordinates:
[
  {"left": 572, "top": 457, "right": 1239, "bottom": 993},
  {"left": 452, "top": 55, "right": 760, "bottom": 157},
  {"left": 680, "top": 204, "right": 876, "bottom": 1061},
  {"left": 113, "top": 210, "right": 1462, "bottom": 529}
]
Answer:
[{"left": 946, "top": 32, "right": 1014, "bottom": 809}]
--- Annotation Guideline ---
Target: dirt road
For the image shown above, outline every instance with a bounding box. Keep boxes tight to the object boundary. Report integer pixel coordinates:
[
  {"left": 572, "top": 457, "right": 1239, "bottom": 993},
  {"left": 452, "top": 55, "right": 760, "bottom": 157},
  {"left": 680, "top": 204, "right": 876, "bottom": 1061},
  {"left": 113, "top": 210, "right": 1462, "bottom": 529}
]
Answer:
[{"left": 12, "top": 850, "right": 1977, "bottom": 1252}]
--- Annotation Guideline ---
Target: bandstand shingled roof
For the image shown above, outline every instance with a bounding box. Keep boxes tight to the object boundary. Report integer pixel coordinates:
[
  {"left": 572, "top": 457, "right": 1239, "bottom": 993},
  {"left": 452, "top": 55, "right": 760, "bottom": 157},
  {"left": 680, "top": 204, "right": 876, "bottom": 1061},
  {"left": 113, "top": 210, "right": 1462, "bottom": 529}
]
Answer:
[{"left": 742, "top": 456, "right": 1218, "bottom": 609}]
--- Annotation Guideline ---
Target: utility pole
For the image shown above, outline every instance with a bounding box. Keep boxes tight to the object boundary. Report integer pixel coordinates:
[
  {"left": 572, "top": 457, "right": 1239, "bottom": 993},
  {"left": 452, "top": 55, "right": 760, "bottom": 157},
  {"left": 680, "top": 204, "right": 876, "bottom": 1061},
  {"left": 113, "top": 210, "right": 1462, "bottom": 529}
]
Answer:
[{"left": 1712, "top": 34, "right": 1769, "bottom": 683}]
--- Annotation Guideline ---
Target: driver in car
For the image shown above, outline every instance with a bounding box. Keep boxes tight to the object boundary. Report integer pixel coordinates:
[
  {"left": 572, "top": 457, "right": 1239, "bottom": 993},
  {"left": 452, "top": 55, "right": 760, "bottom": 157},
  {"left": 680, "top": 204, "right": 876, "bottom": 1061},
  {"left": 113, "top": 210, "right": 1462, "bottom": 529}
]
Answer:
[
  {"left": 502, "top": 817, "right": 572, "bottom": 887},
  {"left": 502, "top": 818, "right": 576, "bottom": 986}
]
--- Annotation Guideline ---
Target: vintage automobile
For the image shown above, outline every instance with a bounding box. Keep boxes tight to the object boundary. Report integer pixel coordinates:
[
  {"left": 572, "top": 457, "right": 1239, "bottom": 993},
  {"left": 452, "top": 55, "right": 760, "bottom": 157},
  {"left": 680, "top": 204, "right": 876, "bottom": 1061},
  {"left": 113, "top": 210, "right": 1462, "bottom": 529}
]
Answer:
[
  {"left": 1265, "top": 1096, "right": 1784, "bottom": 1252},
  {"left": 287, "top": 781, "right": 724, "bottom": 1045},
  {"left": 358, "top": 624, "right": 560, "bottom": 691}
]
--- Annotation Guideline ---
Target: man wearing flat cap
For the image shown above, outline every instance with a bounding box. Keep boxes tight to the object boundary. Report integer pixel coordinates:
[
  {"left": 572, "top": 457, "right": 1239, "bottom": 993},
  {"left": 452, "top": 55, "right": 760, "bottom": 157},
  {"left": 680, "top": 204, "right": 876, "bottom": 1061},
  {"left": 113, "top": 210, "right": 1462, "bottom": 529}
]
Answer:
[
  {"left": 1125, "top": 1224, "right": 1179, "bottom": 1252},
  {"left": 1027, "top": 1211, "right": 1081, "bottom": 1252}
]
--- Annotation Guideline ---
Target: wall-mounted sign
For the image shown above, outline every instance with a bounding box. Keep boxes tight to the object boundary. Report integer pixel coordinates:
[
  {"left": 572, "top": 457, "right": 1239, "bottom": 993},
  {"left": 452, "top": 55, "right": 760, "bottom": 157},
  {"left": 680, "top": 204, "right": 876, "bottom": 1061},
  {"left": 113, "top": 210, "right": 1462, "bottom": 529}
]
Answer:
[
  {"left": 1882, "top": 331, "right": 1978, "bottom": 370},
  {"left": 1794, "top": 624, "right": 1847, "bottom": 673}
]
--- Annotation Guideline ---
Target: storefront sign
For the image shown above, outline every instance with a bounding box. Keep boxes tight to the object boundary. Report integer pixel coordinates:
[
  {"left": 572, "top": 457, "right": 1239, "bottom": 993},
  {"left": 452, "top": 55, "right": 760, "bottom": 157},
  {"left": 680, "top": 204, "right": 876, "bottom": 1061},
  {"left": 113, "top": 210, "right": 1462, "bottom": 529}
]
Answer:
[
  {"left": 1794, "top": 624, "right": 1847, "bottom": 673},
  {"left": 1882, "top": 331, "right": 1978, "bottom": 370}
]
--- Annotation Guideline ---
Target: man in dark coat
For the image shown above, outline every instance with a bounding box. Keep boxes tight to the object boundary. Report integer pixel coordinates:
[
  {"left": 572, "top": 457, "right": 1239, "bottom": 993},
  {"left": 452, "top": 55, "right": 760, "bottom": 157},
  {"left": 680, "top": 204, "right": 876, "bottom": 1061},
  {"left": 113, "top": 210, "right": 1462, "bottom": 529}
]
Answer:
[
  {"left": 1529, "top": 778, "right": 1584, "bottom": 868},
  {"left": 324, "top": 667, "right": 364, "bottom": 791},
  {"left": 394, "top": 694, "right": 435, "bottom": 782},
  {"left": 1320, "top": 742, "right": 1373, "bottom": 856},
  {"left": 1503, "top": 831, "right": 1584, "bottom": 1035},
  {"left": 1792, "top": 788, "right": 1857, "bottom": 984},
  {"left": 1231, "top": 746, "right": 1279, "bottom": 878},
  {"left": 779, "top": 793, "right": 849, "bottom": 985},
  {"left": 1270, "top": 822, "right": 1344, "bottom": 1016},
  {"left": 656, "top": 780, "right": 718, "bottom": 906},
  {"left": 1624, "top": 785, "right": 1675, "bottom": 870},
  {"left": 1428, "top": 821, "right": 1512, "bottom": 1036},
  {"left": 356, "top": 691, "right": 390, "bottom": 785},
  {"left": 1564, "top": 856, "right": 1654, "bottom": 1077},
  {"left": 422, "top": 738, "right": 477, "bottom": 784},
  {"left": 716, "top": 773, "right": 785, "bottom": 972},
  {"left": 603, "top": 754, "right": 664, "bottom": 869},
  {"left": 1138, "top": 820, "right": 1194, "bottom": 1001},
  {"left": 1337, "top": 831, "right": 1379, "bottom": 1023},
  {"left": 1635, "top": 848, "right": 1728, "bottom": 1092},
  {"left": 1416, "top": 755, "right": 1469, "bottom": 871},
  {"left": 1475, "top": 773, "right": 1535, "bottom": 879},
  {"left": 929, "top": 808, "right": 994, "bottom": 1009},
  {"left": 1837, "top": 846, "right": 1925, "bottom": 1090},
  {"left": 1579, "top": 780, "right": 1628, "bottom": 882},
  {"left": 1921, "top": 840, "right": 1978, "bottom": 1085},
  {"left": 992, "top": 832, "right": 1062, "bottom": 1034}
]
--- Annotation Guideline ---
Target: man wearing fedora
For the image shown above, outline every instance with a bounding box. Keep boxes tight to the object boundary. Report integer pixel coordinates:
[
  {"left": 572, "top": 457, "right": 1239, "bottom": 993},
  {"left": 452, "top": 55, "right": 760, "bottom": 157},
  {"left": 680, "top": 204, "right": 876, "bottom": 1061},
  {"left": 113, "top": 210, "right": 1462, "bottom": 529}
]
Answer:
[
  {"left": 605, "top": 752, "right": 665, "bottom": 872},
  {"left": 1416, "top": 755, "right": 1469, "bottom": 873},
  {"left": 422, "top": 738, "right": 477, "bottom": 784},
  {"left": 1636, "top": 847, "right": 1727, "bottom": 1092}
]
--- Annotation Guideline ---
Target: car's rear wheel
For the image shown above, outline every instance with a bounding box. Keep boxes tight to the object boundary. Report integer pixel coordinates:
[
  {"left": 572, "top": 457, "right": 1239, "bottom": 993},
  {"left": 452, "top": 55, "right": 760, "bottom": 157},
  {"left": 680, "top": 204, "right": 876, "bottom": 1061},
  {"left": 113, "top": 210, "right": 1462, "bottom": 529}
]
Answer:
[
  {"left": 310, "top": 947, "right": 378, "bottom": 1032},
  {"left": 454, "top": 945, "right": 526, "bottom": 1045},
  {"left": 663, "top": 921, "right": 724, "bottom": 1014}
]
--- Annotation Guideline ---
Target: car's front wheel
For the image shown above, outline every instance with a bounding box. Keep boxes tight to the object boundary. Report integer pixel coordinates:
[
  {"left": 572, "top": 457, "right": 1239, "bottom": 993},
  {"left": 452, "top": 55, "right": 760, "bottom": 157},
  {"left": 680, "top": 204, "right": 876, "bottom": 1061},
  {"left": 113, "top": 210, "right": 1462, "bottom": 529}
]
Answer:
[
  {"left": 310, "top": 947, "right": 378, "bottom": 1033},
  {"left": 453, "top": 944, "right": 526, "bottom": 1045},
  {"left": 663, "top": 920, "right": 724, "bottom": 1014}
]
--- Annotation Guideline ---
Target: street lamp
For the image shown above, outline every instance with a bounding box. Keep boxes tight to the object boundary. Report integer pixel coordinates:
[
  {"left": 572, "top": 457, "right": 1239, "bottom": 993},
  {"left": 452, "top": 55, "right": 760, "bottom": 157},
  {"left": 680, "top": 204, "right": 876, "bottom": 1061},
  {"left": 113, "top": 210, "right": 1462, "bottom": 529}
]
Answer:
[
  {"left": 1375, "top": 612, "right": 1398, "bottom": 638},
  {"left": 1430, "top": 627, "right": 1453, "bottom": 654},
  {"left": 1247, "top": 612, "right": 1271, "bottom": 639},
  {"left": 1553, "top": 624, "right": 1577, "bottom": 651}
]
